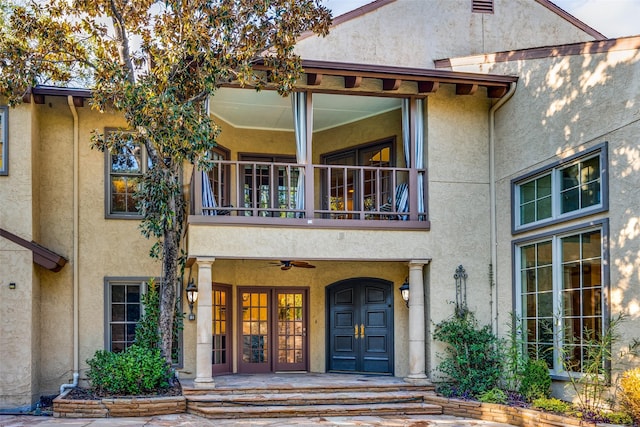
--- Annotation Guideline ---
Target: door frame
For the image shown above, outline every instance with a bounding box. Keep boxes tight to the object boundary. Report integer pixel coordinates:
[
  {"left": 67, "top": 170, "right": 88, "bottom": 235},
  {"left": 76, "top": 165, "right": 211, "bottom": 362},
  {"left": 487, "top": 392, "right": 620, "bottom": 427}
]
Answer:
[
  {"left": 236, "top": 286, "right": 310, "bottom": 373},
  {"left": 212, "top": 283, "right": 232, "bottom": 375},
  {"left": 325, "top": 277, "right": 395, "bottom": 375}
]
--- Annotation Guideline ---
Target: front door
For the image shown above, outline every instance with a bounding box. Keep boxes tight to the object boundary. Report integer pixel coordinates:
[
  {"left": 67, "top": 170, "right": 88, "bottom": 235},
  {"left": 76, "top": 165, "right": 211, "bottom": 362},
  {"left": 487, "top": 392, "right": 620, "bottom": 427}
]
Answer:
[
  {"left": 238, "top": 287, "right": 308, "bottom": 373},
  {"left": 327, "top": 278, "right": 394, "bottom": 374}
]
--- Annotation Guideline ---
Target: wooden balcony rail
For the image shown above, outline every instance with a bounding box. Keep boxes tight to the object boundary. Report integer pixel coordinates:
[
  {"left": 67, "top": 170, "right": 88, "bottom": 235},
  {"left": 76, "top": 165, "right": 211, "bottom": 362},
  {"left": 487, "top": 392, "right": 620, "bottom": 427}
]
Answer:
[{"left": 190, "top": 160, "right": 428, "bottom": 229}]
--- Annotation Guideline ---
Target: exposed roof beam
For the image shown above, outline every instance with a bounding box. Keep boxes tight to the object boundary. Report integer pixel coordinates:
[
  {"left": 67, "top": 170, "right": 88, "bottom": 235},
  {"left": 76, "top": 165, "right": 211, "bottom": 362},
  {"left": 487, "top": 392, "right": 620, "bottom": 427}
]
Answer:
[
  {"left": 417, "top": 81, "right": 439, "bottom": 94},
  {"left": 0, "top": 228, "right": 68, "bottom": 272},
  {"left": 306, "top": 73, "right": 323, "bottom": 85},
  {"left": 456, "top": 83, "right": 478, "bottom": 95},
  {"left": 382, "top": 79, "right": 401, "bottom": 91},
  {"left": 344, "top": 75, "right": 362, "bottom": 88}
]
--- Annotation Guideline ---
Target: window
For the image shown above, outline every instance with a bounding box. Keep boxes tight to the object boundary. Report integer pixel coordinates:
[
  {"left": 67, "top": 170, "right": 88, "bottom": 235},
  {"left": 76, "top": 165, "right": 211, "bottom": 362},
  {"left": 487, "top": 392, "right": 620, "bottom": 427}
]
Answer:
[
  {"left": 105, "top": 279, "right": 146, "bottom": 352},
  {"left": 106, "top": 130, "right": 150, "bottom": 217},
  {"left": 0, "top": 106, "right": 7, "bottom": 175},
  {"left": 513, "top": 145, "right": 607, "bottom": 232},
  {"left": 516, "top": 222, "right": 607, "bottom": 376}
]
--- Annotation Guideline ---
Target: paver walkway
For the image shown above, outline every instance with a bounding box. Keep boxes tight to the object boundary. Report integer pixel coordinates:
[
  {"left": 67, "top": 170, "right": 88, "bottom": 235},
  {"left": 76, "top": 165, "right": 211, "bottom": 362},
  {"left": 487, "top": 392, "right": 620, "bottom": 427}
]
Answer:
[{"left": 1, "top": 413, "right": 517, "bottom": 427}]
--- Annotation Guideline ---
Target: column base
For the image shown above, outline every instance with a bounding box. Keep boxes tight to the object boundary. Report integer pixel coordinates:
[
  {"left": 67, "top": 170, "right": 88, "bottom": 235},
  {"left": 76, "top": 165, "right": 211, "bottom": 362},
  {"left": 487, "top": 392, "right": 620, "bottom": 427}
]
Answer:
[
  {"left": 193, "top": 377, "right": 215, "bottom": 386},
  {"left": 403, "top": 375, "right": 431, "bottom": 386}
]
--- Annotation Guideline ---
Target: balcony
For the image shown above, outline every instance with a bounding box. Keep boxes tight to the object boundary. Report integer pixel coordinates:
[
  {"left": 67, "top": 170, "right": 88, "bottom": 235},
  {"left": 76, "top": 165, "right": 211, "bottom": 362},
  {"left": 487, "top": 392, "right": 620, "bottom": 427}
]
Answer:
[{"left": 189, "top": 160, "right": 428, "bottom": 230}]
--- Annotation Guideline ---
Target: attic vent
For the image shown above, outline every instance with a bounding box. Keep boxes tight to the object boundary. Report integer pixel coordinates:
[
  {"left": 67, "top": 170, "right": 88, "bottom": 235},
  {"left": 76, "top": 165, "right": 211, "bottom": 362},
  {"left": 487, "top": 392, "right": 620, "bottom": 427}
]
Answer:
[{"left": 472, "top": 0, "right": 494, "bottom": 13}]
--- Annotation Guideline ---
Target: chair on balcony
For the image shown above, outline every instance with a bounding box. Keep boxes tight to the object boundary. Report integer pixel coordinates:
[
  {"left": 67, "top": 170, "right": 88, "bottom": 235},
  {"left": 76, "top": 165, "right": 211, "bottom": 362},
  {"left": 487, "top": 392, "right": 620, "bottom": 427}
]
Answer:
[{"left": 379, "top": 182, "right": 409, "bottom": 220}]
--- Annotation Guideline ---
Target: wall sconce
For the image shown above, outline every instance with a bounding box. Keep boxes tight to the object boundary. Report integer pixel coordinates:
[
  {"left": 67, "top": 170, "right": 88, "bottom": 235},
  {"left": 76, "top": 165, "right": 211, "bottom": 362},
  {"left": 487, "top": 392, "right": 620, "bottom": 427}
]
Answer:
[
  {"left": 186, "top": 279, "right": 198, "bottom": 321},
  {"left": 399, "top": 279, "right": 410, "bottom": 308}
]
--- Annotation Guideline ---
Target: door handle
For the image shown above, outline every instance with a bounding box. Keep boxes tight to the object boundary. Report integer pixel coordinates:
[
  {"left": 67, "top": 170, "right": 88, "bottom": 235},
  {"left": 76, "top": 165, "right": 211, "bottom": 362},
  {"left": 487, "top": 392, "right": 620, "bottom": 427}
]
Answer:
[
  {"left": 360, "top": 324, "right": 365, "bottom": 338},
  {"left": 354, "top": 324, "right": 359, "bottom": 339}
]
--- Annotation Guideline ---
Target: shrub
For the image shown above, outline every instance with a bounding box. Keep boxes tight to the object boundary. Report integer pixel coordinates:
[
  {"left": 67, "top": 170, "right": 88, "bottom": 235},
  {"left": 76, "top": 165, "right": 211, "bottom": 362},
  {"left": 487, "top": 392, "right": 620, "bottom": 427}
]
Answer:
[
  {"left": 478, "top": 388, "right": 508, "bottom": 404},
  {"left": 532, "top": 397, "right": 573, "bottom": 414},
  {"left": 519, "top": 358, "right": 551, "bottom": 401},
  {"left": 620, "top": 367, "right": 640, "bottom": 422},
  {"left": 604, "top": 411, "right": 633, "bottom": 425},
  {"left": 86, "top": 345, "right": 170, "bottom": 395},
  {"left": 433, "top": 310, "right": 503, "bottom": 397}
]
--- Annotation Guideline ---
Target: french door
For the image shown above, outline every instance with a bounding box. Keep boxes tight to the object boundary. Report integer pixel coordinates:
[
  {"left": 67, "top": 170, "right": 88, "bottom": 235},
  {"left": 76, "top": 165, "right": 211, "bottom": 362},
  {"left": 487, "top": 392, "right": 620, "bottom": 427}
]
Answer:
[
  {"left": 237, "top": 287, "right": 308, "bottom": 373},
  {"left": 327, "top": 278, "right": 394, "bottom": 374}
]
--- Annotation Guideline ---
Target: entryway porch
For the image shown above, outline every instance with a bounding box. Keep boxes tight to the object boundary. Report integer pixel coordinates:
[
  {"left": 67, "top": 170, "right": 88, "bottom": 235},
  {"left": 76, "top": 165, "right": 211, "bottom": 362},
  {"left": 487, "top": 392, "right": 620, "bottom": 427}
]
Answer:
[{"left": 181, "top": 372, "right": 440, "bottom": 419}]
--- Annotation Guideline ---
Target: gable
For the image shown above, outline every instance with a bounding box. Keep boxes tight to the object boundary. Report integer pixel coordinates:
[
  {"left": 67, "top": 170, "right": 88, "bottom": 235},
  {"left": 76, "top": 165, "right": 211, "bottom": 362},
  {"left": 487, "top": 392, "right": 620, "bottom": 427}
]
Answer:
[{"left": 295, "top": 0, "right": 604, "bottom": 69}]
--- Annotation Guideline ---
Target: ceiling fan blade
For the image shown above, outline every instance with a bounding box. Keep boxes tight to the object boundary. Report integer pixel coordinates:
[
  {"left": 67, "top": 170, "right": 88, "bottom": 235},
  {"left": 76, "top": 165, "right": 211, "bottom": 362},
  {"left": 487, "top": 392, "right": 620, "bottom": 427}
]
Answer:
[{"left": 291, "top": 261, "right": 316, "bottom": 268}]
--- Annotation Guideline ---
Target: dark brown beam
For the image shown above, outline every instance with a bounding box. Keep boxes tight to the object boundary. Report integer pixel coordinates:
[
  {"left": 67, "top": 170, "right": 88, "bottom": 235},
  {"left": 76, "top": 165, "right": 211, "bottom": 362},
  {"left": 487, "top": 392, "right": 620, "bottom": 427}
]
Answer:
[
  {"left": 72, "top": 96, "right": 84, "bottom": 108},
  {"left": 33, "top": 94, "right": 45, "bottom": 104},
  {"left": 306, "top": 73, "right": 323, "bottom": 85},
  {"left": 344, "top": 75, "right": 362, "bottom": 88},
  {"left": 383, "top": 79, "right": 401, "bottom": 91},
  {"left": 418, "top": 81, "right": 439, "bottom": 94},
  {"left": 487, "top": 86, "right": 508, "bottom": 98},
  {"left": 456, "top": 83, "right": 478, "bottom": 95}
]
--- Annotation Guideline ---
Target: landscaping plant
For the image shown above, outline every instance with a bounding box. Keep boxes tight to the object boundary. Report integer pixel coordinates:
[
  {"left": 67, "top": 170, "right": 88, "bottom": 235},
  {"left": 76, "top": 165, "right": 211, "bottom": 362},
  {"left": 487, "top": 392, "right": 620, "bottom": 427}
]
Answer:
[
  {"left": 519, "top": 358, "right": 551, "bottom": 402},
  {"left": 433, "top": 310, "right": 503, "bottom": 397},
  {"left": 619, "top": 367, "right": 640, "bottom": 423}
]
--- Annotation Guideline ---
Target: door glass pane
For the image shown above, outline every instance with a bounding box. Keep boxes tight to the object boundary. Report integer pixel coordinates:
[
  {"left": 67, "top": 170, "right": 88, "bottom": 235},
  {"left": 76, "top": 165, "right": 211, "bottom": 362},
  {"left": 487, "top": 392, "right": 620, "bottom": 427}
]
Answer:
[
  {"left": 212, "top": 288, "right": 228, "bottom": 366},
  {"left": 241, "top": 291, "right": 269, "bottom": 364},
  {"left": 277, "top": 292, "right": 304, "bottom": 364}
]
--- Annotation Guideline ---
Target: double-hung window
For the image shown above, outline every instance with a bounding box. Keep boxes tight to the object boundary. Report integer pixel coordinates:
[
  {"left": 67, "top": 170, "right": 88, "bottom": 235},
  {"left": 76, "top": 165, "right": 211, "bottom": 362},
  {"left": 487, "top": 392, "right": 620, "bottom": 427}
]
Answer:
[
  {"left": 106, "top": 130, "right": 150, "bottom": 217},
  {"left": 0, "top": 106, "right": 7, "bottom": 175},
  {"left": 515, "top": 221, "right": 607, "bottom": 376},
  {"left": 513, "top": 144, "right": 607, "bottom": 232}
]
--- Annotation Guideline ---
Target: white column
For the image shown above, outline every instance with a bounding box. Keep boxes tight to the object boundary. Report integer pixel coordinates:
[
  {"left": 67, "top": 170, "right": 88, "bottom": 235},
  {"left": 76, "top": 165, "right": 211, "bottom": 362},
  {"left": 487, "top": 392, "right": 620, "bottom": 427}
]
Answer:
[
  {"left": 406, "top": 259, "right": 430, "bottom": 381},
  {"left": 194, "top": 257, "right": 215, "bottom": 385}
]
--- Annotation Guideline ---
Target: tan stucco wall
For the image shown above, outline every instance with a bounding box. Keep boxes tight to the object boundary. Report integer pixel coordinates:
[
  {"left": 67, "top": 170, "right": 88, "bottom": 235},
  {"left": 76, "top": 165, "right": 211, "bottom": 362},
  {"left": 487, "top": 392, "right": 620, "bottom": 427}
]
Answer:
[
  {"left": 448, "top": 44, "right": 640, "bottom": 396},
  {"left": 295, "top": 0, "right": 598, "bottom": 68}
]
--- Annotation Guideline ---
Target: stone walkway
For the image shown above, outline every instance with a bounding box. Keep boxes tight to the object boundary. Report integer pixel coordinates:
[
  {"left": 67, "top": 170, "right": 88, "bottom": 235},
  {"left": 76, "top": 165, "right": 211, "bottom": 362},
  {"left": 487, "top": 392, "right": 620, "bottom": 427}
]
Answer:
[{"left": 0, "top": 413, "right": 517, "bottom": 427}]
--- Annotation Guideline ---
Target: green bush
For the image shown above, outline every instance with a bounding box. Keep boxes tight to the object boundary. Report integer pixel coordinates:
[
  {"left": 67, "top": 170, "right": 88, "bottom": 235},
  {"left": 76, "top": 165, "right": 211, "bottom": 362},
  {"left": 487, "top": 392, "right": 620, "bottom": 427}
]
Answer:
[
  {"left": 519, "top": 358, "right": 551, "bottom": 401},
  {"left": 477, "top": 388, "right": 508, "bottom": 404},
  {"left": 86, "top": 345, "right": 170, "bottom": 395},
  {"left": 433, "top": 310, "right": 503, "bottom": 397},
  {"left": 620, "top": 367, "right": 640, "bottom": 423},
  {"left": 532, "top": 397, "right": 573, "bottom": 414},
  {"left": 604, "top": 411, "right": 633, "bottom": 425}
]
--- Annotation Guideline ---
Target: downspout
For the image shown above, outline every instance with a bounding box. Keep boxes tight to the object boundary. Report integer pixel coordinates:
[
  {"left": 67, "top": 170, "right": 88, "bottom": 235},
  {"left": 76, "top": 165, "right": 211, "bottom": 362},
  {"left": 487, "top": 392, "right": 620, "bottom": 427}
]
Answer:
[
  {"left": 60, "top": 96, "right": 80, "bottom": 394},
  {"left": 489, "top": 82, "right": 516, "bottom": 337}
]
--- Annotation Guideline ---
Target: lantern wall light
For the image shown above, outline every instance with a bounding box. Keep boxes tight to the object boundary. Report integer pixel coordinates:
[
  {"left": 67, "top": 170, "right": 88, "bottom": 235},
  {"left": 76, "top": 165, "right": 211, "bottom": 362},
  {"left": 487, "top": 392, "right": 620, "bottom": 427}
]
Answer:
[
  {"left": 186, "top": 279, "right": 198, "bottom": 321},
  {"left": 399, "top": 279, "right": 410, "bottom": 308}
]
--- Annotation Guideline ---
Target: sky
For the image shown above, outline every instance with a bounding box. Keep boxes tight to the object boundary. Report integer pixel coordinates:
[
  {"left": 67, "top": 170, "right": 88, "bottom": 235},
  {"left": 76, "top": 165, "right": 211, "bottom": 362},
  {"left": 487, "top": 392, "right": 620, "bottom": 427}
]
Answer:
[{"left": 323, "top": 0, "right": 640, "bottom": 39}]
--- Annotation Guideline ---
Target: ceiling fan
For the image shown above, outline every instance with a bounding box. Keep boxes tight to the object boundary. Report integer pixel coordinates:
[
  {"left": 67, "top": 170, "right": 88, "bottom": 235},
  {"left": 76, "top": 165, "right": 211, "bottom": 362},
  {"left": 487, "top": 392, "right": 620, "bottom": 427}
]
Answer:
[{"left": 271, "top": 260, "right": 316, "bottom": 270}]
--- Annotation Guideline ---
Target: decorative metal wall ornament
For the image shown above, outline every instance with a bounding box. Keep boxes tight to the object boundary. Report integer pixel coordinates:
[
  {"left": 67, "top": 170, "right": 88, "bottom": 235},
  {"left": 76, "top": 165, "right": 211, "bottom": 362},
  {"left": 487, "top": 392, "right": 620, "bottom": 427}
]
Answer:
[{"left": 454, "top": 265, "right": 468, "bottom": 317}]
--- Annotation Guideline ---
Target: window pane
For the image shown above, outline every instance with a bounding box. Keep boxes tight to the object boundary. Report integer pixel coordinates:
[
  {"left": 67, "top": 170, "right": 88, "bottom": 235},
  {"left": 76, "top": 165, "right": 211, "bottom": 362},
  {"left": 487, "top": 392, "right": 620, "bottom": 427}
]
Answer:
[
  {"left": 582, "top": 260, "right": 601, "bottom": 288},
  {"left": 537, "top": 196, "right": 552, "bottom": 220},
  {"left": 537, "top": 241, "right": 552, "bottom": 265},
  {"left": 112, "top": 285, "right": 125, "bottom": 302},
  {"left": 521, "top": 203, "right": 535, "bottom": 224},
  {"left": 538, "top": 292, "right": 553, "bottom": 317},
  {"left": 563, "top": 290, "right": 581, "bottom": 316},
  {"left": 561, "top": 164, "right": 579, "bottom": 191},
  {"left": 582, "top": 231, "right": 601, "bottom": 259},
  {"left": 581, "top": 182, "right": 600, "bottom": 208},
  {"left": 521, "top": 181, "right": 536, "bottom": 203},
  {"left": 563, "top": 262, "right": 581, "bottom": 289},
  {"left": 538, "top": 174, "right": 552, "bottom": 197},
  {"left": 581, "top": 156, "right": 600, "bottom": 183},
  {"left": 583, "top": 288, "right": 601, "bottom": 317},
  {"left": 538, "top": 266, "right": 553, "bottom": 291},
  {"left": 562, "top": 236, "right": 581, "bottom": 262},
  {"left": 561, "top": 188, "right": 579, "bottom": 213},
  {"left": 127, "top": 304, "right": 140, "bottom": 322},
  {"left": 522, "top": 244, "right": 536, "bottom": 268},
  {"left": 111, "top": 304, "right": 125, "bottom": 321},
  {"left": 111, "top": 140, "right": 142, "bottom": 173}
]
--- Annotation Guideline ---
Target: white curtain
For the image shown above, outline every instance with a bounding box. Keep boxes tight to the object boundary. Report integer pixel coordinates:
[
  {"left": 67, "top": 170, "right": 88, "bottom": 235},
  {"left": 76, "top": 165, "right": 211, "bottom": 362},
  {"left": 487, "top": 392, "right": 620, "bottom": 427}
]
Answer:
[
  {"left": 201, "top": 170, "right": 217, "bottom": 215},
  {"left": 292, "top": 92, "right": 308, "bottom": 217},
  {"left": 415, "top": 98, "right": 425, "bottom": 218}
]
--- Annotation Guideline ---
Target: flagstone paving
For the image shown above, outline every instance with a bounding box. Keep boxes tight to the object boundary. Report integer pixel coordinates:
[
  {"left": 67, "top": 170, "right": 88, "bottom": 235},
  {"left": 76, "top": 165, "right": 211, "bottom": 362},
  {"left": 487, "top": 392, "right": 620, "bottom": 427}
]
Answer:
[{"left": 0, "top": 413, "right": 517, "bottom": 427}]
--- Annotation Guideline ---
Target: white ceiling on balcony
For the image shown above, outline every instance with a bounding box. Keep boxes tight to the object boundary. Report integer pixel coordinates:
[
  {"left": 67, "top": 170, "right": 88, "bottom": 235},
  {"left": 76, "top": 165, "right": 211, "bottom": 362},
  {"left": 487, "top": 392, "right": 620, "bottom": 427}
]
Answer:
[{"left": 209, "top": 87, "right": 402, "bottom": 132}]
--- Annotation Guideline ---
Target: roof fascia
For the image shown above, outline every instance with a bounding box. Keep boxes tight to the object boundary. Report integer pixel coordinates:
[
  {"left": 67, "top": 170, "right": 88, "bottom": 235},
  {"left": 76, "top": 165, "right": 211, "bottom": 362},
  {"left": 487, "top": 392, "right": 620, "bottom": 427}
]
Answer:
[
  {"left": 0, "top": 228, "right": 68, "bottom": 272},
  {"left": 536, "top": 0, "right": 606, "bottom": 40},
  {"left": 435, "top": 36, "right": 640, "bottom": 69}
]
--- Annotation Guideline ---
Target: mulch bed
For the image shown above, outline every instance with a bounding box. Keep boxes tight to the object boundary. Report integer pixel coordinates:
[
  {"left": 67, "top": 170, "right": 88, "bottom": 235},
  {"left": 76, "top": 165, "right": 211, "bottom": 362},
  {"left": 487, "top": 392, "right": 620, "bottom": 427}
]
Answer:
[{"left": 63, "top": 380, "right": 182, "bottom": 400}]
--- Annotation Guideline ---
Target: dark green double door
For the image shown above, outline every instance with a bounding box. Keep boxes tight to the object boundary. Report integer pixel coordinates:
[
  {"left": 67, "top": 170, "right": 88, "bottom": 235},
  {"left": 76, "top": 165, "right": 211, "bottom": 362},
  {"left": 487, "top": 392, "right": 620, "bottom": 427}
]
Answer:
[{"left": 327, "top": 278, "right": 394, "bottom": 374}]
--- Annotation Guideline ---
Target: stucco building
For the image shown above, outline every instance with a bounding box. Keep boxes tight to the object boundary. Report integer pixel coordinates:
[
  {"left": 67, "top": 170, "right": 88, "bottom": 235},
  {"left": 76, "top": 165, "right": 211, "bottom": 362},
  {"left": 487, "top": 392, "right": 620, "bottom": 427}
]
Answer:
[{"left": 1, "top": 0, "right": 639, "bottom": 412}]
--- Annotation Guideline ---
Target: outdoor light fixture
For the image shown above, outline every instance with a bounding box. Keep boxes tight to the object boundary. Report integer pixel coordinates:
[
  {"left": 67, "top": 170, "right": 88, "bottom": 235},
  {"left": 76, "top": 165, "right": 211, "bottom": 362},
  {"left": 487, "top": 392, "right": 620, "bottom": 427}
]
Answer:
[
  {"left": 186, "top": 279, "right": 198, "bottom": 321},
  {"left": 399, "top": 279, "right": 410, "bottom": 308}
]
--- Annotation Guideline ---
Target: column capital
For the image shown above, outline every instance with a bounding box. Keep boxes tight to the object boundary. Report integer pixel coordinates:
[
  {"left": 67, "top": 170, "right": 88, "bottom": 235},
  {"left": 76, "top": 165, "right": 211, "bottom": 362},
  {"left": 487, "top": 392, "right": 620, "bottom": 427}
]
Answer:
[
  {"left": 195, "top": 257, "right": 216, "bottom": 268},
  {"left": 408, "top": 259, "right": 431, "bottom": 269}
]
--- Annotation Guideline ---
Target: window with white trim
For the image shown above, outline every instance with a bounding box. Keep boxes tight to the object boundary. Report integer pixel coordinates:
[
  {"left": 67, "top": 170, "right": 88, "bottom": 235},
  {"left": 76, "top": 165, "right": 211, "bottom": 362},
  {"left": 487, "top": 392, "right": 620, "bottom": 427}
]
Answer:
[
  {"left": 514, "top": 147, "right": 606, "bottom": 231},
  {"left": 105, "top": 279, "right": 146, "bottom": 352},
  {"left": 0, "top": 106, "right": 7, "bottom": 175},
  {"left": 106, "top": 130, "right": 150, "bottom": 217},
  {"left": 516, "top": 225, "right": 605, "bottom": 375}
]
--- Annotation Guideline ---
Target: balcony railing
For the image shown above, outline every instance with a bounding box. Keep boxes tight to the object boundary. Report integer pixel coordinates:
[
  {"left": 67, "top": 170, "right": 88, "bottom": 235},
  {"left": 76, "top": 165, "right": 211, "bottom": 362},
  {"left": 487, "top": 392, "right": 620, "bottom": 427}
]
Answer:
[{"left": 190, "top": 160, "right": 428, "bottom": 229}]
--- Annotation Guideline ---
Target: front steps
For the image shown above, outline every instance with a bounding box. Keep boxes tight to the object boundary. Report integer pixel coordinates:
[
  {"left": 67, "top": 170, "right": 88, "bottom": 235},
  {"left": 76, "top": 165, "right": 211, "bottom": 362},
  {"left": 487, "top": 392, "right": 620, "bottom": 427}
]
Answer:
[{"left": 182, "top": 374, "right": 441, "bottom": 419}]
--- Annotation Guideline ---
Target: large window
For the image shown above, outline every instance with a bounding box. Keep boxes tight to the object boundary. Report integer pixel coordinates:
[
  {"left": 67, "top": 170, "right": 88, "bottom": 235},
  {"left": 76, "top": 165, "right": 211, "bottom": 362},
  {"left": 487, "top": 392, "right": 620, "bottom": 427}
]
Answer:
[
  {"left": 106, "top": 130, "right": 150, "bottom": 217},
  {"left": 516, "top": 222, "right": 607, "bottom": 376},
  {"left": 513, "top": 145, "right": 607, "bottom": 232},
  {"left": 0, "top": 106, "right": 7, "bottom": 175},
  {"left": 105, "top": 279, "right": 146, "bottom": 352}
]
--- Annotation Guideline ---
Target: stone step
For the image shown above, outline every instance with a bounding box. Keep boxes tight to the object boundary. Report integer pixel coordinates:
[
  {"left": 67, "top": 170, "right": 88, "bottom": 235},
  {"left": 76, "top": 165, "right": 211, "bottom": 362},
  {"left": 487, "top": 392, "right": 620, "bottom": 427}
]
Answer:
[
  {"left": 187, "top": 401, "right": 443, "bottom": 419},
  {"left": 187, "top": 390, "right": 427, "bottom": 406},
  {"left": 182, "top": 383, "right": 434, "bottom": 396}
]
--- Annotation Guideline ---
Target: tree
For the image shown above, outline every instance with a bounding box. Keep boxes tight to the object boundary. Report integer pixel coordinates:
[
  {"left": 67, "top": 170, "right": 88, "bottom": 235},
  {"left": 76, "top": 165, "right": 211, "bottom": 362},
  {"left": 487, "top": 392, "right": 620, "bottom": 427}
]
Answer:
[{"left": 0, "top": 0, "right": 331, "bottom": 364}]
